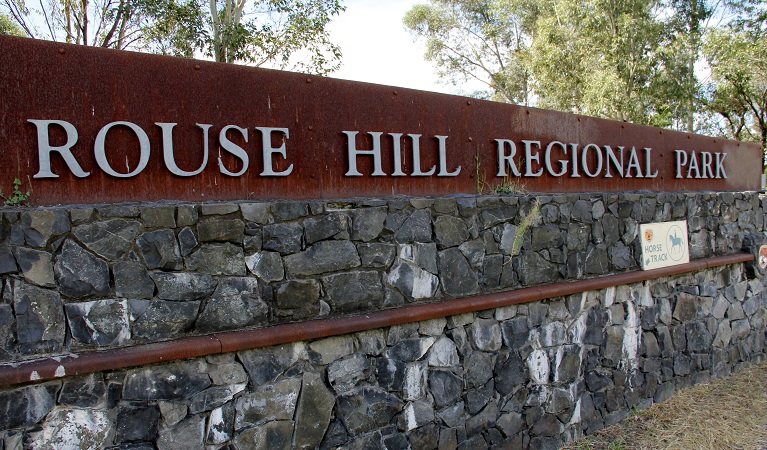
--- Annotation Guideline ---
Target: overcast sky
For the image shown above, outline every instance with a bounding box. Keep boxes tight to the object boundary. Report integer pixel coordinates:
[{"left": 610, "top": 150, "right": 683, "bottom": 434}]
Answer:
[{"left": 326, "top": 0, "right": 453, "bottom": 95}]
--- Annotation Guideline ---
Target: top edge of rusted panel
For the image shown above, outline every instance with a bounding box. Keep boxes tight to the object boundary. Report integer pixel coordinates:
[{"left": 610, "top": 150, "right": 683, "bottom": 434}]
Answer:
[{"left": 1, "top": 35, "right": 762, "bottom": 206}]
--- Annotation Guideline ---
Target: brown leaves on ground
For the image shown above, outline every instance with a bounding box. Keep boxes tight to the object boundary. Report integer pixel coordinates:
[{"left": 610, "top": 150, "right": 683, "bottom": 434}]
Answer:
[{"left": 564, "top": 360, "right": 767, "bottom": 450}]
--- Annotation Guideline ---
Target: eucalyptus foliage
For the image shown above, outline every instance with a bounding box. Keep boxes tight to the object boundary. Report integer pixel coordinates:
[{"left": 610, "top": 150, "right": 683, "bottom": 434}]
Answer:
[
  {"left": 404, "top": 0, "right": 766, "bottom": 151},
  {"left": 0, "top": 0, "right": 344, "bottom": 74}
]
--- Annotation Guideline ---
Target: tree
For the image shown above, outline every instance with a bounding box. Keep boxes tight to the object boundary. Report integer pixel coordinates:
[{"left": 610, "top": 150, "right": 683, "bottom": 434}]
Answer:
[
  {"left": 0, "top": 11, "right": 23, "bottom": 35},
  {"left": 703, "top": 22, "right": 767, "bottom": 157},
  {"left": 1, "top": 0, "right": 345, "bottom": 75},
  {"left": 403, "top": 0, "right": 536, "bottom": 104}
]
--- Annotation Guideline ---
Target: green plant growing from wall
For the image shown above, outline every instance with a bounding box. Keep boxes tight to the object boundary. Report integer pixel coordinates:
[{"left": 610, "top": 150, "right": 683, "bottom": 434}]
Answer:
[
  {"left": 512, "top": 199, "right": 540, "bottom": 255},
  {"left": 0, "top": 178, "right": 30, "bottom": 206}
]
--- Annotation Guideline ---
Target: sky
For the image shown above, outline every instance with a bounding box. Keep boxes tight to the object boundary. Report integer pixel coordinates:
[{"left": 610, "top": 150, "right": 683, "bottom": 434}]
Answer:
[{"left": 326, "top": 0, "right": 454, "bottom": 95}]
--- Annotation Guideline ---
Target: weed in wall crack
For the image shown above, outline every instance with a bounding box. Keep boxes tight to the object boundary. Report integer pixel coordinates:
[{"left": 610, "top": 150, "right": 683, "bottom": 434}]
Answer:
[{"left": 1, "top": 177, "right": 31, "bottom": 206}]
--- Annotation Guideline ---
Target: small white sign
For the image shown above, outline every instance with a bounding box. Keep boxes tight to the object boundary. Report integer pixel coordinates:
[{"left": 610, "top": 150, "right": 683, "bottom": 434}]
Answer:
[{"left": 639, "top": 221, "right": 689, "bottom": 270}]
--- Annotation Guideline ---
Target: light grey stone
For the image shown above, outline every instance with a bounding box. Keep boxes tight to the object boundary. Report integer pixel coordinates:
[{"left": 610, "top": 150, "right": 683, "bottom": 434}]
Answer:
[
  {"left": 14, "top": 247, "right": 54, "bottom": 287},
  {"left": 32, "top": 408, "right": 111, "bottom": 449},
  {"left": 66, "top": 299, "right": 130, "bottom": 346},
  {"left": 235, "top": 377, "right": 301, "bottom": 429}
]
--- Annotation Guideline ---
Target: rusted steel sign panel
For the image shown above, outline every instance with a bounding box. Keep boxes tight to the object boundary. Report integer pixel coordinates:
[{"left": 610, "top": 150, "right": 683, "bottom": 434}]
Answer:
[{"left": 1, "top": 36, "right": 762, "bottom": 205}]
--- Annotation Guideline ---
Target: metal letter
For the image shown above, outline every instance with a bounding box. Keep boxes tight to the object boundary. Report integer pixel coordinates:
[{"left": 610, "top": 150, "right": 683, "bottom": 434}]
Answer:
[
  {"left": 258, "top": 127, "right": 293, "bottom": 177},
  {"left": 581, "top": 143, "right": 603, "bottom": 178},
  {"left": 644, "top": 148, "right": 658, "bottom": 178},
  {"left": 343, "top": 131, "right": 384, "bottom": 176},
  {"left": 410, "top": 134, "right": 435, "bottom": 176},
  {"left": 28, "top": 119, "right": 89, "bottom": 178},
  {"left": 390, "top": 133, "right": 406, "bottom": 176},
  {"left": 496, "top": 139, "right": 521, "bottom": 177},
  {"left": 625, "top": 147, "right": 642, "bottom": 178},
  {"left": 522, "top": 140, "right": 543, "bottom": 177},
  {"left": 95, "top": 121, "right": 150, "bottom": 178},
  {"left": 544, "top": 141, "right": 568, "bottom": 177},
  {"left": 715, "top": 152, "right": 727, "bottom": 178},
  {"left": 436, "top": 135, "right": 460, "bottom": 176},
  {"left": 219, "top": 125, "right": 249, "bottom": 177},
  {"left": 674, "top": 150, "right": 687, "bottom": 178},
  {"left": 156, "top": 122, "right": 210, "bottom": 177},
  {"left": 604, "top": 145, "right": 623, "bottom": 178}
]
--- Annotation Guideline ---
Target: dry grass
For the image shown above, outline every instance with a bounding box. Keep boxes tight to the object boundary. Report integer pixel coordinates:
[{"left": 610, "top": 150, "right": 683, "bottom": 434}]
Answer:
[{"left": 563, "top": 360, "right": 767, "bottom": 450}]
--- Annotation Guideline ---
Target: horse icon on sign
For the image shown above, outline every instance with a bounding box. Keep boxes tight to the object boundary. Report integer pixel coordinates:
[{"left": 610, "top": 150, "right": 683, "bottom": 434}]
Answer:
[{"left": 666, "top": 224, "right": 685, "bottom": 261}]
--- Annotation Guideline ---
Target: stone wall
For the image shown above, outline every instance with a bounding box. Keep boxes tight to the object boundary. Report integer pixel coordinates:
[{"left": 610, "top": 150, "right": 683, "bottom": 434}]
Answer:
[
  {"left": 1, "top": 263, "right": 766, "bottom": 449},
  {"left": 0, "top": 191, "right": 766, "bottom": 449}
]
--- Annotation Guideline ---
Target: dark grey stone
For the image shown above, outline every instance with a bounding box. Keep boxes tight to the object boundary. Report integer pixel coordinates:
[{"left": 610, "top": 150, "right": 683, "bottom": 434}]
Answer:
[
  {"left": 140, "top": 206, "right": 176, "bottom": 228},
  {"left": 479, "top": 205, "right": 517, "bottom": 228},
  {"left": 584, "top": 245, "right": 609, "bottom": 275},
  {"left": 465, "top": 400, "right": 499, "bottom": 436},
  {"left": 177, "top": 227, "right": 198, "bottom": 257},
  {"left": 464, "top": 351, "right": 495, "bottom": 388},
  {"left": 123, "top": 361, "right": 211, "bottom": 400},
  {"left": 323, "top": 271, "right": 384, "bottom": 313},
  {"left": 74, "top": 219, "right": 141, "bottom": 260},
  {"left": 570, "top": 200, "right": 593, "bottom": 223},
  {"left": 305, "top": 213, "right": 349, "bottom": 244},
  {"left": 238, "top": 343, "right": 304, "bottom": 386},
  {"left": 129, "top": 299, "right": 200, "bottom": 340},
  {"left": 357, "top": 243, "right": 396, "bottom": 268},
  {"left": 517, "top": 251, "right": 560, "bottom": 285},
  {"left": 352, "top": 207, "right": 388, "bottom": 242},
  {"left": 275, "top": 279, "right": 321, "bottom": 318},
  {"left": 116, "top": 402, "right": 160, "bottom": 443},
  {"left": 438, "top": 248, "right": 479, "bottom": 297},
  {"left": 176, "top": 204, "right": 199, "bottom": 227},
  {"left": 686, "top": 320, "right": 713, "bottom": 353},
  {"left": 609, "top": 241, "right": 633, "bottom": 270},
  {"left": 272, "top": 202, "right": 308, "bottom": 221},
  {"left": 394, "top": 209, "right": 432, "bottom": 243},
  {"left": 59, "top": 373, "right": 106, "bottom": 408},
  {"left": 0, "top": 383, "right": 58, "bottom": 429},
  {"left": 197, "top": 217, "right": 245, "bottom": 243},
  {"left": 188, "top": 384, "right": 246, "bottom": 414},
  {"left": 196, "top": 277, "right": 268, "bottom": 332},
  {"left": 13, "top": 280, "right": 65, "bottom": 353},
  {"left": 376, "top": 357, "right": 406, "bottom": 391},
  {"left": 156, "top": 413, "right": 205, "bottom": 450},
  {"left": 295, "top": 372, "right": 335, "bottom": 449},
  {"left": 494, "top": 351, "right": 528, "bottom": 395},
  {"left": 240, "top": 202, "right": 271, "bottom": 224},
  {"left": 263, "top": 222, "right": 304, "bottom": 254},
  {"left": 66, "top": 299, "right": 130, "bottom": 346},
  {"left": 0, "top": 243, "right": 17, "bottom": 274},
  {"left": 200, "top": 203, "right": 239, "bottom": 216},
  {"left": 336, "top": 387, "right": 404, "bottom": 435},
  {"left": 55, "top": 240, "right": 110, "bottom": 298},
  {"left": 114, "top": 261, "right": 155, "bottom": 299},
  {"left": 434, "top": 215, "right": 470, "bottom": 249},
  {"left": 151, "top": 272, "right": 216, "bottom": 301},
  {"left": 137, "top": 229, "right": 183, "bottom": 270},
  {"left": 0, "top": 303, "right": 15, "bottom": 357},
  {"left": 284, "top": 240, "right": 361, "bottom": 277},
  {"left": 466, "top": 379, "right": 494, "bottom": 414},
  {"left": 328, "top": 353, "right": 372, "bottom": 393},
  {"left": 19, "top": 210, "right": 70, "bottom": 247},
  {"left": 532, "top": 225, "right": 563, "bottom": 251},
  {"left": 429, "top": 369, "right": 463, "bottom": 408},
  {"left": 408, "top": 422, "right": 439, "bottom": 448},
  {"left": 185, "top": 243, "right": 246, "bottom": 275},
  {"left": 246, "top": 251, "right": 284, "bottom": 282}
]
